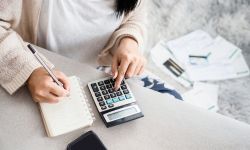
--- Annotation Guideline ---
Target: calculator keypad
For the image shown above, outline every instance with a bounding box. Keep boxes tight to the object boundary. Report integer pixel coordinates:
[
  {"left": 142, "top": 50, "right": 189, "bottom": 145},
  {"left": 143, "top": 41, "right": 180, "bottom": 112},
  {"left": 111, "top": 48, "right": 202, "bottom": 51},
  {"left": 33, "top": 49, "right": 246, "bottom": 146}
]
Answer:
[{"left": 89, "top": 78, "right": 134, "bottom": 111}]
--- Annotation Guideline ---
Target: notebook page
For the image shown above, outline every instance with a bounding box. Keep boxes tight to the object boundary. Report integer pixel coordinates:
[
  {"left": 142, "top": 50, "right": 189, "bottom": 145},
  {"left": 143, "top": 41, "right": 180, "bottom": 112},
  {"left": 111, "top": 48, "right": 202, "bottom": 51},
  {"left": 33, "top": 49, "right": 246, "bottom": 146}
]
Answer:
[{"left": 39, "top": 76, "right": 93, "bottom": 137}]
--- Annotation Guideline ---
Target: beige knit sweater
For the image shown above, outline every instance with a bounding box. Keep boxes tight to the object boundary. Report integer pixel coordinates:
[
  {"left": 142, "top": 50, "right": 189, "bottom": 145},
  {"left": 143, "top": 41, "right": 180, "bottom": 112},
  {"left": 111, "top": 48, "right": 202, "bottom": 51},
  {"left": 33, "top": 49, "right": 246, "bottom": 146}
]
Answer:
[{"left": 0, "top": 0, "right": 146, "bottom": 95}]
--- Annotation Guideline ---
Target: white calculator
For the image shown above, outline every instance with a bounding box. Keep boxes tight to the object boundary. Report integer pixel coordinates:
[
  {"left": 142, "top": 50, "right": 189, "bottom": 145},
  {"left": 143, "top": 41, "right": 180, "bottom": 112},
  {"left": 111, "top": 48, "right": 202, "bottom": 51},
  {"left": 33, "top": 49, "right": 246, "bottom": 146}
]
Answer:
[{"left": 88, "top": 77, "right": 144, "bottom": 127}]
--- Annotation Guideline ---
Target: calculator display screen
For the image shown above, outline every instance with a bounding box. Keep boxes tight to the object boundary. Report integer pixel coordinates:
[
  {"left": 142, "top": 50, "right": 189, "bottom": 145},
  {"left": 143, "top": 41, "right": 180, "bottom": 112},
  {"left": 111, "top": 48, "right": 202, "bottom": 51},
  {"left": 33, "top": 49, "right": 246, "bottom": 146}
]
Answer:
[{"left": 107, "top": 107, "right": 137, "bottom": 121}]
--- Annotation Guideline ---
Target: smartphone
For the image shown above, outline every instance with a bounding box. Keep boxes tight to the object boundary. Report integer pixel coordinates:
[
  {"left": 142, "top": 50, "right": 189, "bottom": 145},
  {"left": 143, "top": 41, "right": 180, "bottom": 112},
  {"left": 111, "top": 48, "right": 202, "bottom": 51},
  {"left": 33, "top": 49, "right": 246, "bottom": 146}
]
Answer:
[{"left": 67, "top": 131, "right": 107, "bottom": 150}]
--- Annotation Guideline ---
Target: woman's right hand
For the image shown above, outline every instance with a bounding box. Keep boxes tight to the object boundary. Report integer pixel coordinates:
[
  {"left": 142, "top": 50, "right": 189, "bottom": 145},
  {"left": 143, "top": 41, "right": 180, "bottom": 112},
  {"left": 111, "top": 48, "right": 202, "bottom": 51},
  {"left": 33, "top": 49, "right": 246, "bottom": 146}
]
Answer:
[{"left": 27, "top": 67, "right": 70, "bottom": 103}]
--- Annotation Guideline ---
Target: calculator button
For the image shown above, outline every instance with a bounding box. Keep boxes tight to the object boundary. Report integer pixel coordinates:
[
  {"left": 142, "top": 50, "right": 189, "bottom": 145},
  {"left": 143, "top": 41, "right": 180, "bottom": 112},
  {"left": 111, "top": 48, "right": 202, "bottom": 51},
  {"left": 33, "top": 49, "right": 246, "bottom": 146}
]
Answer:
[
  {"left": 118, "top": 96, "right": 125, "bottom": 101},
  {"left": 95, "top": 92, "right": 101, "bottom": 97},
  {"left": 123, "top": 89, "right": 129, "bottom": 94},
  {"left": 121, "top": 80, "right": 125, "bottom": 85},
  {"left": 97, "top": 97, "right": 103, "bottom": 101},
  {"left": 106, "top": 99, "right": 113, "bottom": 104},
  {"left": 102, "top": 90, "right": 108, "bottom": 95},
  {"left": 110, "top": 93, "right": 116, "bottom": 98},
  {"left": 104, "top": 79, "right": 110, "bottom": 84},
  {"left": 99, "top": 101, "right": 105, "bottom": 106},
  {"left": 91, "top": 83, "right": 99, "bottom": 92},
  {"left": 116, "top": 91, "right": 122, "bottom": 96},
  {"left": 104, "top": 95, "right": 110, "bottom": 100},
  {"left": 121, "top": 85, "right": 127, "bottom": 90},
  {"left": 108, "top": 104, "right": 114, "bottom": 108},
  {"left": 112, "top": 97, "right": 119, "bottom": 103},
  {"left": 125, "top": 94, "right": 132, "bottom": 99},
  {"left": 106, "top": 84, "right": 112, "bottom": 89},
  {"left": 100, "top": 86, "right": 106, "bottom": 90},
  {"left": 110, "top": 78, "right": 115, "bottom": 83},
  {"left": 110, "top": 79, "right": 115, "bottom": 86},
  {"left": 98, "top": 81, "right": 104, "bottom": 86},
  {"left": 101, "top": 106, "right": 107, "bottom": 110},
  {"left": 108, "top": 88, "right": 114, "bottom": 93}
]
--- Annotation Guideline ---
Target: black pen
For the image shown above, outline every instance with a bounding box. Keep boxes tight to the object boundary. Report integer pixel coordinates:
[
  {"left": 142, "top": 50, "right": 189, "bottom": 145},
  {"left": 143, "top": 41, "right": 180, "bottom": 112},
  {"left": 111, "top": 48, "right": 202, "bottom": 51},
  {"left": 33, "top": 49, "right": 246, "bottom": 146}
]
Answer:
[
  {"left": 27, "top": 44, "right": 64, "bottom": 88},
  {"left": 188, "top": 55, "right": 208, "bottom": 59}
]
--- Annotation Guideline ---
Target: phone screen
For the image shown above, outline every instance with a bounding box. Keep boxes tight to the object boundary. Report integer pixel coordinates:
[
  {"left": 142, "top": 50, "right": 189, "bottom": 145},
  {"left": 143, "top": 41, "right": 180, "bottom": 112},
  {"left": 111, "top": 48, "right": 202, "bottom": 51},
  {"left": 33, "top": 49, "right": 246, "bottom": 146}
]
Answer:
[{"left": 68, "top": 131, "right": 107, "bottom": 150}]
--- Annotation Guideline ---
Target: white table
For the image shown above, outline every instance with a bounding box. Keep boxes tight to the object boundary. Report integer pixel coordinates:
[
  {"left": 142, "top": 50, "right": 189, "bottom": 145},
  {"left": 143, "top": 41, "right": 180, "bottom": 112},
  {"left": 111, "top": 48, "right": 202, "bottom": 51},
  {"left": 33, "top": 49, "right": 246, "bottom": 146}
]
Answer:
[{"left": 1, "top": 47, "right": 250, "bottom": 150}]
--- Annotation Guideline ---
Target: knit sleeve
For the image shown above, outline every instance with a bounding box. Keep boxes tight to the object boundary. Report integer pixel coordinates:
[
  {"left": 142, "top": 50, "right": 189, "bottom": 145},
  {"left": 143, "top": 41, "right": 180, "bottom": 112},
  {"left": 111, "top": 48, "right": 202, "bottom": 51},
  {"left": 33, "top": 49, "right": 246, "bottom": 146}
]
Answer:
[{"left": 0, "top": 1, "right": 53, "bottom": 94}]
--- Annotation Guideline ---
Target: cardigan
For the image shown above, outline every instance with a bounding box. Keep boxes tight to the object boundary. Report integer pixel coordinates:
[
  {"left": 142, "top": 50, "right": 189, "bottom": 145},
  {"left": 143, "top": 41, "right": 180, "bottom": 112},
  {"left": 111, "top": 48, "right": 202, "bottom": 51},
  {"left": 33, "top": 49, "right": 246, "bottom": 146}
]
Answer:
[{"left": 0, "top": 0, "right": 146, "bottom": 94}]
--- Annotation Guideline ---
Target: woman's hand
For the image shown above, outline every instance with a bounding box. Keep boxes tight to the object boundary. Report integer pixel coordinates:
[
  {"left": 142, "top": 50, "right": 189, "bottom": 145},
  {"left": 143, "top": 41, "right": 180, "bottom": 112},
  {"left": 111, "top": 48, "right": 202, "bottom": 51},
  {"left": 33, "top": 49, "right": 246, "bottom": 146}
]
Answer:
[
  {"left": 27, "top": 67, "right": 70, "bottom": 103},
  {"left": 112, "top": 37, "right": 146, "bottom": 90}
]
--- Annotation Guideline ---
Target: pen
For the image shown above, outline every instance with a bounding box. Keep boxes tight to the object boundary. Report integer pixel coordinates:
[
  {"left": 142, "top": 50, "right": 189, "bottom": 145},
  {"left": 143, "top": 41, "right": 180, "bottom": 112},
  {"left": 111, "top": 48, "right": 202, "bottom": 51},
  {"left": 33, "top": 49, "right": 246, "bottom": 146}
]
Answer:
[
  {"left": 188, "top": 52, "right": 212, "bottom": 59},
  {"left": 27, "top": 44, "right": 64, "bottom": 88},
  {"left": 188, "top": 55, "right": 207, "bottom": 59}
]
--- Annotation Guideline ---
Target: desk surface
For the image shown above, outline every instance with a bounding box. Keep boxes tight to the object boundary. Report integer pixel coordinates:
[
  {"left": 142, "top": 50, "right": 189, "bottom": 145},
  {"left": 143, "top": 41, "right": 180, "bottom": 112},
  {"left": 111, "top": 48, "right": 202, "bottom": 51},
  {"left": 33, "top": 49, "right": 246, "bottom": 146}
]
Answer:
[{"left": 1, "top": 47, "right": 250, "bottom": 150}]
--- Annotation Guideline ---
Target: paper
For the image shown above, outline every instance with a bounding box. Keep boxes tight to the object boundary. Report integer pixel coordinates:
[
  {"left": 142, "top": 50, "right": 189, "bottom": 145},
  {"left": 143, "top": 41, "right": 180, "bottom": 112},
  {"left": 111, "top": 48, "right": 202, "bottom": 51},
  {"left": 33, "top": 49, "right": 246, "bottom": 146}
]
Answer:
[
  {"left": 40, "top": 76, "right": 93, "bottom": 137},
  {"left": 166, "top": 30, "right": 249, "bottom": 81},
  {"left": 186, "top": 53, "right": 249, "bottom": 81},
  {"left": 182, "top": 82, "right": 219, "bottom": 112},
  {"left": 150, "top": 41, "right": 193, "bottom": 87},
  {"left": 205, "top": 36, "right": 241, "bottom": 64},
  {"left": 167, "top": 30, "right": 214, "bottom": 63}
]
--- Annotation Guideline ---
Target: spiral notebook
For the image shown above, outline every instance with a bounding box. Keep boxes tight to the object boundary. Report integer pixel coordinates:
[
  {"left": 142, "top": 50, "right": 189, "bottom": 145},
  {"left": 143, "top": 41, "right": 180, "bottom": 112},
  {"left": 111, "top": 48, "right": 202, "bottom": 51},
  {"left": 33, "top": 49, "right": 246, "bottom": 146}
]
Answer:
[{"left": 39, "top": 76, "right": 94, "bottom": 137}]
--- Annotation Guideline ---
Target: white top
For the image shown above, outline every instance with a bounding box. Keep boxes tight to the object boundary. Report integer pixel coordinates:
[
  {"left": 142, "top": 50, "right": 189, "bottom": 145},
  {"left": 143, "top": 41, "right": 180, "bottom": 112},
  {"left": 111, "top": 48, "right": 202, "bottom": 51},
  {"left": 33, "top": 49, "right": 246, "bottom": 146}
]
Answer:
[{"left": 37, "top": 0, "right": 123, "bottom": 66}]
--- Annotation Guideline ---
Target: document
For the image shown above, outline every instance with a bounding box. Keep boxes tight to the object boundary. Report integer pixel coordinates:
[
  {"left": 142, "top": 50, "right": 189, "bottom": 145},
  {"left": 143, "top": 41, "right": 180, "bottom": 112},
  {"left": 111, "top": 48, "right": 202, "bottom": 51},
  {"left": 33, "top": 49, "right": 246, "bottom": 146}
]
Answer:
[
  {"left": 167, "top": 30, "right": 214, "bottom": 63},
  {"left": 186, "top": 53, "right": 249, "bottom": 81},
  {"left": 166, "top": 30, "right": 249, "bottom": 81},
  {"left": 150, "top": 41, "right": 193, "bottom": 87},
  {"left": 182, "top": 82, "right": 219, "bottom": 112}
]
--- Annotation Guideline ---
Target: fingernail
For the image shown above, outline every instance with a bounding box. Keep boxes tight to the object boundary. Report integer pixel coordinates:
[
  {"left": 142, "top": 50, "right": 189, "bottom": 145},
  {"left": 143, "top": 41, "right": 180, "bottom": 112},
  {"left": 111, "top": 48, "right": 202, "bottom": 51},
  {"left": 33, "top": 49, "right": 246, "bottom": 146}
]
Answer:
[
  {"left": 66, "top": 91, "right": 70, "bottom": 97},
  {"left": 113, "top": 85, "right": 117, "bottom": 91},
  {"left": 113, "top": 72, "right": 117, "bottom": 79}
]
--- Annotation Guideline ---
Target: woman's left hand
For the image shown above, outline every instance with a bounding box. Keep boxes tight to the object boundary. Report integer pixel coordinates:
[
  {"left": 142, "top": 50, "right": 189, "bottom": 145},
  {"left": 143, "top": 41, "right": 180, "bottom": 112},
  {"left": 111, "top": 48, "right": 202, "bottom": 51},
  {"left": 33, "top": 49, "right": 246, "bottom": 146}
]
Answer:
[{"left": 111, "top": 37, "right": 146, "bottom": 90}]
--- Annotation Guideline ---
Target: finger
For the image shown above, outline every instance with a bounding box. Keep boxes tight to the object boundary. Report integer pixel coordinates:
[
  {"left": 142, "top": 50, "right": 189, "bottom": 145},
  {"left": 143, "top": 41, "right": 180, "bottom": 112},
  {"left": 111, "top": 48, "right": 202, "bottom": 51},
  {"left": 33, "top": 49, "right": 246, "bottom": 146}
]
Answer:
[
  {"left": 111, "top": 56, "right": 119, "bottom": 78},
  {"left": 125, "top": 61, "right": 137, "bottom": 78},
  {"left": 137, "top": 58, "right": 146, "bottom": 75},
  {"left": 49, "top": 82, "right": 69, "bottom": 97},
  {"left": 138, "top": 65, "right": 145, "bottom": 75},
  {"left": 55, "top": 71, "right": 71, "bottom": 91},
  {"left": 134, "top": 60, "right": 143, "bottom": 75},
  {"left": 114, "top": 59, "right": 130, "bottom": 90},
  {"left": 38, "top": 93, "right": 59, "bottom": 103}
]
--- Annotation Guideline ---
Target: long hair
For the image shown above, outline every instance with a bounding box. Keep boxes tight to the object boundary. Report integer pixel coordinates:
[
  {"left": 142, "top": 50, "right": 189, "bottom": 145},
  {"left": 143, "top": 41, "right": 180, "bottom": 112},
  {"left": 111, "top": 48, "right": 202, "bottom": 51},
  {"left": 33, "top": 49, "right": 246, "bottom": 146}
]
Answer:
[{"left": 115, "top": 0, "right": 139, "bottom": 17}]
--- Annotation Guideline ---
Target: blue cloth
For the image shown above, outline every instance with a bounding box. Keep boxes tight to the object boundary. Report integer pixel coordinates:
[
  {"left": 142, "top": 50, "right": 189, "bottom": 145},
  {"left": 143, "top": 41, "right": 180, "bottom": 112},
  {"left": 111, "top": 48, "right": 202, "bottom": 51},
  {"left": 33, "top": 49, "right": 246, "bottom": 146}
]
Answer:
[{"left": 141, "top": 77, "right": 183, "bottom": 100}]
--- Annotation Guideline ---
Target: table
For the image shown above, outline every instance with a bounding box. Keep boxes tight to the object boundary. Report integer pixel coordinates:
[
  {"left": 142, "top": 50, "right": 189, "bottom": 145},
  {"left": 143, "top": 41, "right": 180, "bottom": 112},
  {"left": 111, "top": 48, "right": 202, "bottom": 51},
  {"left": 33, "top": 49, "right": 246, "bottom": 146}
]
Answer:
[{"left": 1, "top": 46, "right": 250, "bottom": 150}]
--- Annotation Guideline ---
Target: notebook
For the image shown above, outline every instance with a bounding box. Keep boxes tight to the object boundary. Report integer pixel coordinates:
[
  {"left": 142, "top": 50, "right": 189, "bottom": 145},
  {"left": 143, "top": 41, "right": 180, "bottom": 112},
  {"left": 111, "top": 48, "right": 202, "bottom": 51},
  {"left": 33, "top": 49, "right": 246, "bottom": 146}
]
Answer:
[{"left": 39, "top": 76, "right": 94, "bottom": 137}]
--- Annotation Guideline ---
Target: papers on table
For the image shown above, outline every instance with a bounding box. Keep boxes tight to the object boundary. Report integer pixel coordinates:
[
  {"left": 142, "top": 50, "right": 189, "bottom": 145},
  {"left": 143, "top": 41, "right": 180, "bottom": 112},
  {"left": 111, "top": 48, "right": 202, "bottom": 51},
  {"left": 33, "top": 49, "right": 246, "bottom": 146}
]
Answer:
[
  {"left": 150, "top": 29, "right": 249, "bottom": 111},
  {"left": 167, "top": 30, "right": 214, "bottom": 63},
  {"left": 186, "top": 53, "right": 249, "bottom": 81},
  {"left": 150, "top": 41, "right": 193, "bottom": 87},
  {"left": 151, "top": 30, "right": 249, "bottom": 83},
  {"left": 182, "top": 82, "right": 219, "bottom": 112},
  {"left": 205, "top": 36, "right": 241, "bottom": 64}
]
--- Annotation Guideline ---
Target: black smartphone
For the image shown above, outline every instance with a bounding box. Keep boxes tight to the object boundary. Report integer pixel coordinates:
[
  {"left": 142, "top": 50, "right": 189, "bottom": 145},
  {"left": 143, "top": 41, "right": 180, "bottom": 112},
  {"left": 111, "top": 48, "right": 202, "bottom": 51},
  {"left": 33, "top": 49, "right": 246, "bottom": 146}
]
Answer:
[{"left": 67, "top": 131, "right": 107, "bottom": 150}]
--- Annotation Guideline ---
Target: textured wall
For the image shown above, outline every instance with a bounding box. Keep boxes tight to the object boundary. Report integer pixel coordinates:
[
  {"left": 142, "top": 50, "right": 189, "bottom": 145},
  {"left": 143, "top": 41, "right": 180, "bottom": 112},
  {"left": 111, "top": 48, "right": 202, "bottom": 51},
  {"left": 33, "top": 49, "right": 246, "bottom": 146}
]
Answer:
[{"left": 146, "top": 0, "right": 250, "bottom": 124}]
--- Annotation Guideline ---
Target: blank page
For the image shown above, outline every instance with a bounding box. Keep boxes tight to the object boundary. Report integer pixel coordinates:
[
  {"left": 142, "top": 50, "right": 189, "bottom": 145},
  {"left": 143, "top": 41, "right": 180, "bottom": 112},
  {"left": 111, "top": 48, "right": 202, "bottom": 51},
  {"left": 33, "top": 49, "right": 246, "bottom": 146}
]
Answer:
[{"left": 39, "top": 76, "right": 93, "bottom": 137}]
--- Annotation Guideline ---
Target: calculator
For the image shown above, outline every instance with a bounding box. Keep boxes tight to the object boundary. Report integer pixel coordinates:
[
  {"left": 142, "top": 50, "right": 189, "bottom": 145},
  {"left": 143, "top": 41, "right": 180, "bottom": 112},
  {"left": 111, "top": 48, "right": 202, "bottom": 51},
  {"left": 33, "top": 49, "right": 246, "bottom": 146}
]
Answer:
[{"left": 88, "top": 77, "right": 144, "bottom": 127}]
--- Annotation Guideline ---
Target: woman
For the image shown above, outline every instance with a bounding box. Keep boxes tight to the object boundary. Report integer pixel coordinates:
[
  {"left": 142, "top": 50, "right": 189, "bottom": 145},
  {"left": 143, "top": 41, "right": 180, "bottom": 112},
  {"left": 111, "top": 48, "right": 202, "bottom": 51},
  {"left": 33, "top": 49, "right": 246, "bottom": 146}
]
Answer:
[{"left": 0, "top": 0, "right": 147, "bottom": 103}]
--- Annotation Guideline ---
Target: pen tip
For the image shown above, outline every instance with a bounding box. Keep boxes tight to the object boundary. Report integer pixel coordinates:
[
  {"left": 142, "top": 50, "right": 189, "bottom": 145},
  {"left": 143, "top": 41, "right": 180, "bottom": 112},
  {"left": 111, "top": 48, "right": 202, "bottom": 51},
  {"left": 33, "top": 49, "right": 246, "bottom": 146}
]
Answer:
[{"left": 27, "top": 44, "right": 36, "bottom": 54}]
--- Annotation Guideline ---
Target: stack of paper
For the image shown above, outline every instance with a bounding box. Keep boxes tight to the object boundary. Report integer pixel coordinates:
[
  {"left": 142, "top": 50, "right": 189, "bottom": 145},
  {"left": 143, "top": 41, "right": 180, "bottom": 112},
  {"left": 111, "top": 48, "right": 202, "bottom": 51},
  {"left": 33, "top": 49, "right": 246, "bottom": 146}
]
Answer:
[
  {"left": 150, "top": 41, "right": 193, "bottom": 87},
  {"left": 182, "top": 82, "right": 219, "bottom": 112},
  {"left": 166, "top": 30, "right": 249, "bottom": 81},
  {"left": 150, "top": 29, "right": 250, "bottom": 111}
]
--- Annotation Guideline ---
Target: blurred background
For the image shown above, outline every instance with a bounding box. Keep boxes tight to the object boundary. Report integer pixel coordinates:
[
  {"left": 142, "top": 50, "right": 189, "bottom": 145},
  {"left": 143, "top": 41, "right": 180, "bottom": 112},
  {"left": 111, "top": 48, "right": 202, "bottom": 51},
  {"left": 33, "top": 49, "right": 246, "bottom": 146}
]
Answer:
[{"left": 144, "top": 0, "right": 250, "bottom": 124}]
